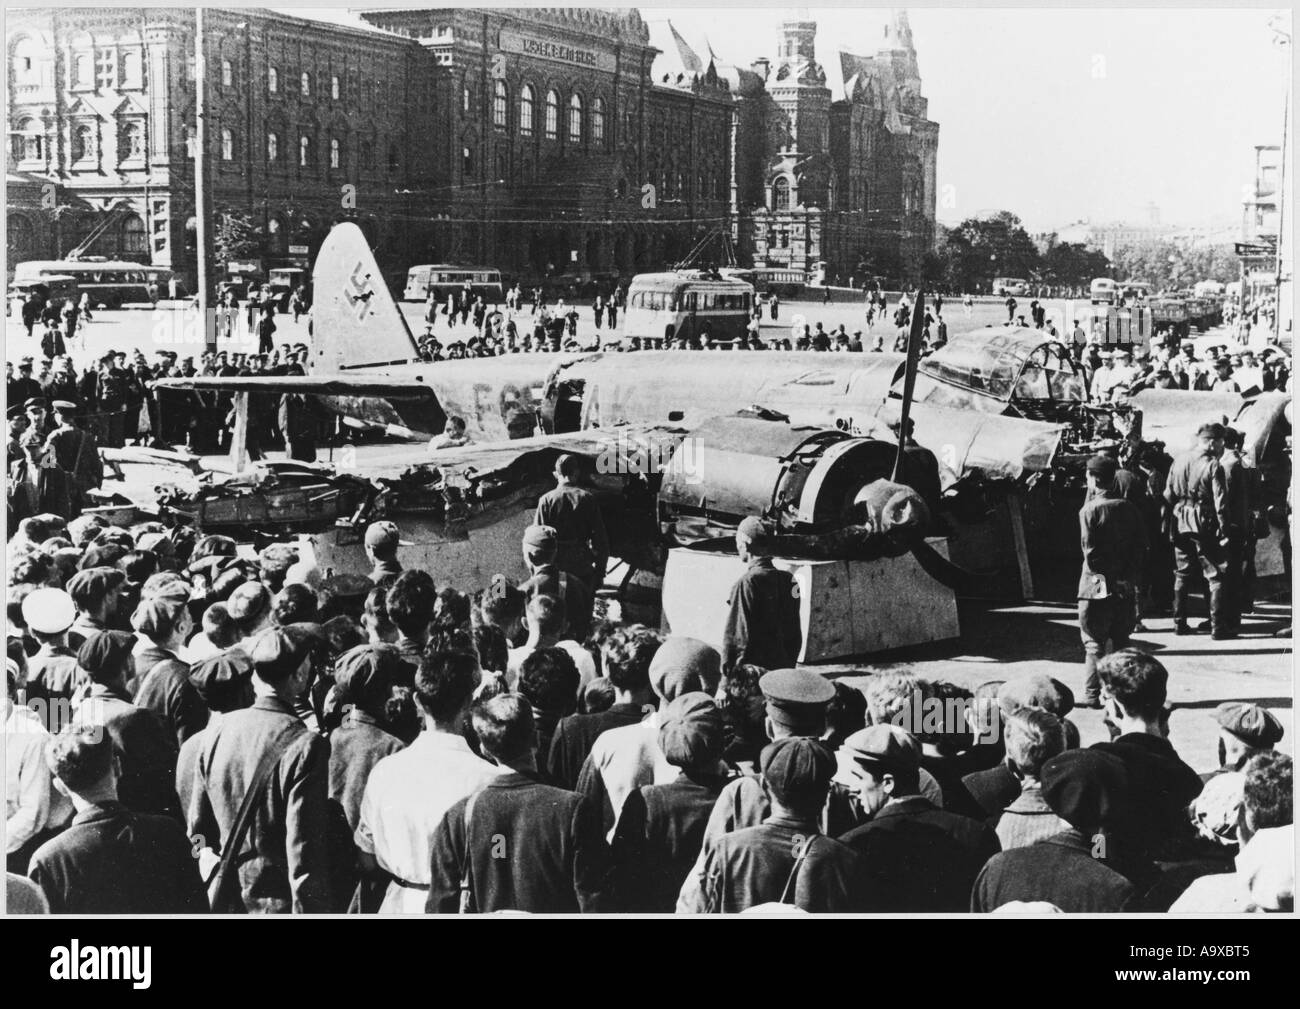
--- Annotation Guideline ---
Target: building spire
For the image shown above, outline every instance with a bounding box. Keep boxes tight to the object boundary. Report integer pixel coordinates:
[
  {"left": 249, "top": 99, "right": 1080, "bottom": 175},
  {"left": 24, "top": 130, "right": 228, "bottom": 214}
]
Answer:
[{"left": 887, "top": 9, "right": 915, "bottom": 51}]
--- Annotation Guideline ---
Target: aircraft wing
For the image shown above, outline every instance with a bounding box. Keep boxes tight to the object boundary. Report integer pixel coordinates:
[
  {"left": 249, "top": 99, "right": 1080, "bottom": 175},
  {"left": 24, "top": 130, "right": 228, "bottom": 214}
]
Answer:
[
  {"left": 905, "top": 401, "right": 1065, "bottom": 486},
  {"left": 151, "top": 375, "right": 439, "bottom": 399}
]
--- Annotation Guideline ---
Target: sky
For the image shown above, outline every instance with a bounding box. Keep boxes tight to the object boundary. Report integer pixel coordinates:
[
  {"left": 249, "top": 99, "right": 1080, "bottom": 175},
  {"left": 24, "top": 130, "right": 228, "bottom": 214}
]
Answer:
[{"left": 289, "top": 5, "right": 1291, "bottom": 232}]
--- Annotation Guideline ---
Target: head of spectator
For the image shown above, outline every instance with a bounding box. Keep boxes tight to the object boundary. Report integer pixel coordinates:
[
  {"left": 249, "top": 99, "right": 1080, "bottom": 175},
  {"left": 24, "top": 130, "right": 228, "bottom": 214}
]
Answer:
[
  {"left": 761, "top": 736, "right": 837, "bottom": 821},
  {"left": 258, "top": 543, "right": 299, "bottom": 594},
  {"left": 1085, "top": 453, "right": 1117, "bottom": 497},
  {"left": 913, "top": 679, "right": 976, "bottom": 756},
  {"left": 1239, "top": 751, "right": 1293, "bottom": 847},
  {"left": 1190, "top": 771, "right": 1246, "bottom": 849},
  {"left": 1041, "top": 748, "right": 1130, "bottom": 841},
  {"left": 517, "top": 646, "right": 579, "bottom": 752},
  {"left": 1003, "top": 707, "right": 1067, "bottom": 786},
  {"left": 826, "top": 681, "right": 869, "bottom": 749},
  {"left": 1096, "top": 649, "right": 1167, "bottom": 735},
  {"left": 522, "top": 524, "right": 559, "bottom": 573},
  {"left": 648, "top": 636, "right": 722, "bottom": 707},
  {"left": 522, "top": 593, "right": 566, "bottom": 649},
  {"left": 862, "top": 670, "right": 922, "bottom": 728},
  {"left": 9, "top": 550, "right": 54, "bottom": 589},
  {"left": 21, "top": 587, "right": 75, "bottom": 653},
  {"left": 759, "top": 667, "right": 836, "bottom": 743},
  {"left": 432, "top": 586, "right": 472, "bottom": 631},
  {"left": 333, "top": 643, "right": 407, "bottom": 726},
  {"left": 45, "top": 723, "right": 119, "bottom": 808},
  {"left": 658, "top": 692, "right": 725, "bottom": 774},
  {"left": 387, "top": 570, "right": 436, "bottom": 646},
  {"left": 834, "top": 723, "right": 922, "bottom": 817},
  {"left": 480, "top": 575, "right": 526, "bottom": 645},
  {"left": 76, "top": 630, "right": 136, "bottom": 692},
  {"left": 189, "top": 650, "right": 255, "bottom": 714},
  {"left": 415, "top": 648, "right": 481, "bottom": 733},
  {"left": 197, "top": 604, "right": 241, "bottom": 655},
  {"left": 130, "top": 582, "right": 192, "bottom": 653},
  {"left": 580, "top": 676, "right": 615, "bottom": 714},
  {"left": 66, "top": 567, "right": 126, "bottom": 631},
  {"left": 246, "top": 625, "right": 317, "bottom": 702},
  {"left": 602, "top": 625, "right": 663, "bottom": 708},
  {"left": 273, "top": 583, "right": 318, "bottom": 627},
  {"left": 226, "top": 582, "right": 274, "bottom": 639},
  {"left": 734, "top": 516, "right": 768, "bottom": 565},
  {"left": 472, "top": 622, "right": 509, "bottom": 675},
  {"left": 15, "top": 515, "right": 66, "bottom": 550},
  {"left": 472, "top": 693, "right": 538, "bottom": 771},
  {"left": 1196, "top": 422, "right": 1226, "bottom": 457},
  {"left": 320, "top": 615, "right": 366, "bottom": 660},
  {"left": 427, "top": 625, "right": 475, "bottom": 657},
  {"left": 361, "top": 586, "right": 398, "bottom": 645},
  {"left": 1215, "top": 702, "right": 1284, "bottom": 771}
]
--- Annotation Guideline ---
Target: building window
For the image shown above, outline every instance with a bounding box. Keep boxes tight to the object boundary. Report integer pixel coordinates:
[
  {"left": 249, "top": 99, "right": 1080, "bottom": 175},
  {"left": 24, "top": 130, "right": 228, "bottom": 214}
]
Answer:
[
  {"left": 493, "top": 79, "right": 508, "bottom": 130},
  {"left": 545, "top": 89, "right": 558, "bottom": 139},
  {"left": 72, "top": 124, "right": 95, "bottom": 162},
  {"left": 122, "top": 121, "right": 144, "bottom": 160},
  {"left": 220, "top": 127, "right": 234, "bottom": 161},
  {"left": 463, "top": 83, "right": 471, "bottom": 114},
  {"left": 331, "top": 75, "right": 340, "bottom": 101},
  {"left": 96, "top": 49, "right": 116, "bottom": 90},
  {"left": 121, "top": 213, "right": 147, "bottom": 255},
  {"left": 388, "top": 143, "right": 399, "bottom": 172},
  {"left": 462, "top": 145, "right": 472, "bottom": 178},
  {"left": 330, "top": 137, "right": 340, "bottom": 169},
  {"left": 121, "top": 51, "right": 142, "bottom": 88},
  {"left": 518, "top": 84, "right": 535, "bottom": 136},
  {"left": 300, "top": 134, "right": 312, "bottom": 166},
  {"left": 12, "top": 37, "right": 41, "bottom": 85},
  {"left": 221, "top": 59, "right": 233, "bottom": 87},
  {"left": 73, "top": 53, "right": 92, "bottom": 87},
  {"left": 568, "top": 93, "right": 583, "bottom": 143},
  {"left": 267, "top": 130, "right": 279, "bottom": 161},
  {"left": 268, "top": 67, "right": 278, "bottom": 93},
  {"left": 267, "top": 216, "right": 287, "bottom": 255},
  {"left": 360, "top": 139, "right": 373, "bottom": 169},
  {"left": 301, "top": 71, "right": 311, "bottom": 97},
  {"left": 592, "top": 96, "right": 605, "bottom": 145},
  {"left": 13, "top": 118, "right": 43, "bottom": 161},
  {"left": 773, "top": 176, "right": 790, "bottom": 211}
]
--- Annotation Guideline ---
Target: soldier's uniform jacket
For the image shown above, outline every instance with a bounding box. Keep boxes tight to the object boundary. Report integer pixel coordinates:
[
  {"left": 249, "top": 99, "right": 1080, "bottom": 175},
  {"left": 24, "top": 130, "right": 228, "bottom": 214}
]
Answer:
[
  {"left": 1221, "top": 451, "right": 1255, "bottom": 538},
  {"left": 722, "top": 558, "right": 803, "bottom": 672},
  {"left": 1164, "top": 446, "right": 1229, "bottom": 540},
  {"left": 1078, "top": 489, "right": 1147, "bottom": 599},
  {"left": 188, "top": 695, "right": 334, "bottom": 914},
  {"left": 534, "top": 485, "right": 609, "bottom": 575},
  {"left": 44, "top": 423, "right": 103, "bottom": 495}
]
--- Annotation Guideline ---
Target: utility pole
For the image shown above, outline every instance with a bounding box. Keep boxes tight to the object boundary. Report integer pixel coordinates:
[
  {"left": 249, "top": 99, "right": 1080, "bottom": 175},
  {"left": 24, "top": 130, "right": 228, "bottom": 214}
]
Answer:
[
  {"left": 1273, "top": 17, "right": 1291, "bottom": 343},
  {"left": 194, "top": 9, "right": 217, "bottom": 352}
]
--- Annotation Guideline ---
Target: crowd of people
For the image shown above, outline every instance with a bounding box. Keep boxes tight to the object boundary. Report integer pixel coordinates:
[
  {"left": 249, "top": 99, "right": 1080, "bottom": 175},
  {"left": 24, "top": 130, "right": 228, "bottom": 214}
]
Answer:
[{"left": 3, "top": 443, "right": 1292, "bottom": 915}]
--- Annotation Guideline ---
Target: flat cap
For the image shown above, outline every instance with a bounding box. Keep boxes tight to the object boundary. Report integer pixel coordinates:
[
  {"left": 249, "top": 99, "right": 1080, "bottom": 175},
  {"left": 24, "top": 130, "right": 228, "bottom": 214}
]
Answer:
[
  {"left": 760, "top": 737, "right": 836, "bottom": 807},
  {"left": 134, "top": 530, "right": 175, "bottom": 558},
  {"left": 67, "top": 515, "right": 108, "bottom": 548},
  {"left": 760, "top": 668, "right": 834, "bottom": 732},
  {"left": 226, "top": 581, "right": 271, "bottom": 624},
  {"left": 333, "top": 643, "right": 405, "bottom": 712},
  {"left": 130, "top": 590, "right": 189, "bottom": 636},
  {"left": 247, "top": 626, "right": 314, "bottom": 681},
  {"left": 188, "top": 650, "right": 254, "bottom": 712},
  {"left": 834, "top": 724, "right": 921, "bottom": 787},
  {"left": 364, "top": 520, "right": 400, "bottom": 550},
  {"left": 21, "top": 588, "right": 75, "bottom": 636},
  {"left": 76, "top": 629, "right": 136, "bottom": 679},
  {"left": 649, "top": 637, "right": 721, "bottom": 702},
  {"left": 1215, "top": 702, "right": 1284, "bottom": 748},
  {"left": 657, "top": 692, "right": 724, "bottom": 770},
  {"left": 997, "top": 673, "right": 1075, "bottom": 718},
  {"left": 1041, "top": 749, "right": 1130, "bottom": 833},
  {"left": 522, "top": 524, "right": 557, "bottom": 549},
  {"left": 65, "top": 566, "right": 126, "bottom": 604}
]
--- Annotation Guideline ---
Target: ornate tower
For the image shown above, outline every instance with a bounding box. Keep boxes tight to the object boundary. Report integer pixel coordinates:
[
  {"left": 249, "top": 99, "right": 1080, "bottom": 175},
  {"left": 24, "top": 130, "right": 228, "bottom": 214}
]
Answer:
[{"left": 880, "top": 8, "right": 926, "bottom": 118}]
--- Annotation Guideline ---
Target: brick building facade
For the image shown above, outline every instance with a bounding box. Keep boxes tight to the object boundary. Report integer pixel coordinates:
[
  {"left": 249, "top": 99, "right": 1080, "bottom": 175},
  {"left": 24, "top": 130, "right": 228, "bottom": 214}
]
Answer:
[{"left": 7, "top": 6, "right": 937, "bottom": 288}]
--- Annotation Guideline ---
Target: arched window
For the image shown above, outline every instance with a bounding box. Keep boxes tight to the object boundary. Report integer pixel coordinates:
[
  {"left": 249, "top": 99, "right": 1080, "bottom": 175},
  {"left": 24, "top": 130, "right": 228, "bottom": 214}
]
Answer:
[
  {"left": 493, "top": 79, "right": 508, "bottom": 129},
  {"left": 13, "top": 117, "right": 43, "bottom": 161},
  {"left": 221, "top": 59, "right": 232, "bottom": 87},
  {"left": 462, "top": 145, "right": 472, "bottom": 178},
  {"left": 592, "top": 96, "right": 605, "bottom": 145},
  {"left": 121, "top": 51, "right": 142, "bottom": 88},
  {"left": 299, "top": 134, "right": 312, "bottom": 167},
  {"left": 121, "top": 213, "right": 147, "bottom": 255},
  {"left": 72, "top": 124, "right": 95, "bottom": 161},
  {"left": 268, "top": 67, "right": 278, "bottom": 93},
  {"left": 545, "top": 89, "right": 559, "bottom": 139},
  {"left": 331, "top": 75, "right": 340, "bottom": 100},
  {"left": 518, "top": 84, "right": 535, "bottom": 136},
  {"left": 568, "top": 93, "right": 583, "bottom": 143},
  {"left": 772, "top": 176, "right": 790, "bottom": 211},
  {"left": 220, "top": 127, "right": 234, "bottom": 161},
  {"left": 267, "top": 130, "right": 279, "bottom": 161},
  {"left": 330, "top": 137, "right": 340, "bottom": 169},
  {"left": 122, "top": 121, "right": 144, "bottom": 160},
  {"left": 300, "top": 71, "right": 311, "bottom": 97},
  {"left": 12, "top": 37, "right": 42, "bottom": 85},
  {"left": 73, "top": 53, "right": 92, "bottom": 87}
]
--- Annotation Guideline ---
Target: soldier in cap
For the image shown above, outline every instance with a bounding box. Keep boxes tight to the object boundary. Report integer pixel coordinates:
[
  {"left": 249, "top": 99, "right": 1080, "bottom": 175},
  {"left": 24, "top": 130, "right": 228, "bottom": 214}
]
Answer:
[
  {"left": 1164, "top": 422, "right": 1232, "bottom": 637},
  {"left": 722, "top": 517, "right": 803, "bottom": 674},
  {"left": 21, "top": 588, "right": 82, "bottom": 732},
  {"left": 1219, "top": 426, "right": 1258, "bottom": 635},
  {"left": 519, "top": 523, "right": 592, "bottom": 639},
  {"left": 9, "top": 427, "right": 72, "bottom": 523},
  {"left": 24, "top": 396, "right": 53, "bottom": 442},
  {"left": 1077, "top": 454, "right": 1147, "bottom": 708},
  {"left": 44, "top": 400, "right": 103, "bottom": 511},
  {"left": 364, "top": 520, "right": 403, "bottom": 587},
  {"left": 675, "top": 667, "right": 834, "bottom": 911},
  {"left": 11, "top": 358, "right": 43, "bottom": 406},
  {"left": 1207, "top": 702, "right": 1284, "bottom": 781},
  {"left": 533, "top": 453, "right": 609, "bottom": 598}
]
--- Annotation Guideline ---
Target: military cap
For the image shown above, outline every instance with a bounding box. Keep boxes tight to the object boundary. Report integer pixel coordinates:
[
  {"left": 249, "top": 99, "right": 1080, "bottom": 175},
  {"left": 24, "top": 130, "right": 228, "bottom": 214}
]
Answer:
[
  {"left": 189, "top": 650, "right": 254, "bottom": 713},
  {"left": 760, "top": 736, "right": 836, "bottom": 807},
  {"left": 522, "top": 524, "right": 557, "bottom": 549},
  {"left": 246, "top": 626, "right": 315, "bottom": 682},
  {"left": 833, "top": 724, "right": 921, "bottom": 787},
  {"left": 17, "top": 360, "right": 32, "bottom": 371},
  {"left": 759, "top": 668, "right": 835, "bottom": 733},
  {"left": 1197, "top": 422, "right": 1227, "bottom": 440},
  {"left": 24, "top": 397, "right": 47, "bottom": 411},
  {"left": 20, "top": 588, "right": 75, "bottom": 636},
  {"left": 649, "top": 637, "right": 721, "bottom": 701},
  {"left": 226, "top": 581, "right": 272, "bottom": 624},
  {"left": 1215, "top": 702, "right": 1284, "bottom": 748},
  {"left": 333, "top": 643, "right": 405, "bottom": 712},
  {"left": 1086, "top": 454, "right": 1117, "bottom": 482},
  {"left": 658, "top": 692, "right": 725, "bottom": 770},
  {"left": 76, "top": 630, "right": 136, "bottom": 679},
  {"left": 364, "top": 520, "right": 400, "bottom": 550},
  {"left": 997, "top": 673, "right": 1074, "bottom": 718},
  {"left": 52, "top": 400, "right": 77, "bottom": 412},
  {"left": 1041, "top": 749, "right": 1130, "bottom": 833}
]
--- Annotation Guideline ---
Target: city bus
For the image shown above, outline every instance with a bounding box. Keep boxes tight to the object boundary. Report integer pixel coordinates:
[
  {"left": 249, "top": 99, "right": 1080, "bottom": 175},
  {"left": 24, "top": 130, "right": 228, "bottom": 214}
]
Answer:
[
  {"left": 1089, "top": 277, "right": 1118, "bottom": 304},
  {"left": 719, "top": 266, "right": 806, "bottom": 299},
  {"left": 992, "top": 277, "right": 1030, "bottom": 297},
  {"left": 11, "top": 258, "right": 174, "bottom": 308},
  {"left": 623, "top": 271, "right": 755, "bottom": 346},
  {"left": 403, "top": 264, "right": 504, "bottom": 303}
]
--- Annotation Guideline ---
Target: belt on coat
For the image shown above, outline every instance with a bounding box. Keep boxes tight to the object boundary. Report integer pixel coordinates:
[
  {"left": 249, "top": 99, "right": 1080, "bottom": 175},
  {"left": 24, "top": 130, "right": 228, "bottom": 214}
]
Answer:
[{"left": 391, "top": 876, "right": 431, "bottom": 891}]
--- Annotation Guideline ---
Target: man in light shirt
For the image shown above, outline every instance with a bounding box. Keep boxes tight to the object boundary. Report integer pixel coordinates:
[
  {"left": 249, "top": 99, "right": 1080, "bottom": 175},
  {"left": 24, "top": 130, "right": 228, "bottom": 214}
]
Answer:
[
  {"left": 506, "top": 594, "right": 595, "bottom": 690},
  {"left": 6, "top": 656, "right": 73, "bottom": 873},
  {"left": 355, "top": 648, "right": 504, "bottom": 913}
]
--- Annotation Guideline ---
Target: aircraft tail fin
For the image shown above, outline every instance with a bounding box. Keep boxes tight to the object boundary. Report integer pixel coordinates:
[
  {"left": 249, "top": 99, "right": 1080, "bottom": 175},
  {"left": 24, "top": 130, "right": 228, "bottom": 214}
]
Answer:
[{"left": 308, "top": 222, "right": 421, "bottom": 371}]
